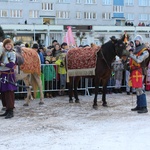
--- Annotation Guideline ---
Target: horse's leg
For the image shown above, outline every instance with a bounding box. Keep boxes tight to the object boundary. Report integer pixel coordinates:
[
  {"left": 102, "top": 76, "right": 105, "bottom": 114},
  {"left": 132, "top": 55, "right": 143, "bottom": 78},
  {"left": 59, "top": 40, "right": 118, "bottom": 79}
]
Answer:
[
  {"left": 102, "top": 79, "right": 108, "bottom": 107},
  {"left": 23, "top": 75, "right": 32, "bottom": 106},
  {"left": 93, "top": 76, "right": 100, "bottom": 109},
  {"left": 33, "top": 74, "right": 44, "bottom": 105},
  {"left": 74, "top": 77, "right": 80, "bottom": 103},
  {"left": 68, "top": 77, "right": 74, "bottom": 103}
]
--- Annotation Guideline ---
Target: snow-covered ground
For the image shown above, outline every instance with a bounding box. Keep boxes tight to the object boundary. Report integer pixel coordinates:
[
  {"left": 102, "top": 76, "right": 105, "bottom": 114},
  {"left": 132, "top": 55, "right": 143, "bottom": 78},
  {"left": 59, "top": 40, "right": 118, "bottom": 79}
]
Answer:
[{"left": 0, "top": 92, "right": 150, "bottom": 150}]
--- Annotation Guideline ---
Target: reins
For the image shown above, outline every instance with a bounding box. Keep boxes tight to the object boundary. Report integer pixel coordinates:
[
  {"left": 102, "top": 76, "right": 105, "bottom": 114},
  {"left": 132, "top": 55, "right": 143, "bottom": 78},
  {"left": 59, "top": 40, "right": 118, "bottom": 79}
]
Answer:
[{"left": 100, "top": 50, "right": 112, "bottom": 70}]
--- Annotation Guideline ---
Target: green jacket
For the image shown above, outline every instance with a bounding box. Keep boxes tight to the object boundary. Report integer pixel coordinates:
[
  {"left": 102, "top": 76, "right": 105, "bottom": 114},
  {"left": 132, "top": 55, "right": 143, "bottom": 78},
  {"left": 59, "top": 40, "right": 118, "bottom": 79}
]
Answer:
[{"left": 43, "top": 65, "right": 56, "bottom": 81}]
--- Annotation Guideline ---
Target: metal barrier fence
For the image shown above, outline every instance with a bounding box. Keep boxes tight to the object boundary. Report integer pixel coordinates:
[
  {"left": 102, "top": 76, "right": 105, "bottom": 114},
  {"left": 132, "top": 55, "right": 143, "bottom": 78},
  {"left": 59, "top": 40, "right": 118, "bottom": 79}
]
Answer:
[{"left": 15, "top": 64, "right": 127, "bottom": 96}]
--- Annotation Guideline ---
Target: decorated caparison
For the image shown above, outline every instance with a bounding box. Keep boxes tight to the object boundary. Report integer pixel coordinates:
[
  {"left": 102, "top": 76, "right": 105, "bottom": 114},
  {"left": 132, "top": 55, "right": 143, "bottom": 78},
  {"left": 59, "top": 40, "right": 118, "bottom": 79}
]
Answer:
[{"left": 66, "top": 46, "right": 99, "bottom": 77}]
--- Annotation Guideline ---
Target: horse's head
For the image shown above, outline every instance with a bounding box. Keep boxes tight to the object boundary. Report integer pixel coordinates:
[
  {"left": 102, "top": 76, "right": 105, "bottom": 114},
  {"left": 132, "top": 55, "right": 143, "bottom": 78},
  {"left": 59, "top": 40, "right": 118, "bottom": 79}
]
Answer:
[{"left": 114, "top": 39, "right": 127, "bottom": 58}]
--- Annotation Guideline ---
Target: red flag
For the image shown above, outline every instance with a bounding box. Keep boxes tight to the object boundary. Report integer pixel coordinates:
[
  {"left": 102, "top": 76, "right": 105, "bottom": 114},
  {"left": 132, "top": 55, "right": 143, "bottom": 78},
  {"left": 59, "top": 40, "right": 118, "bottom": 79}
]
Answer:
[{"left": 64, "top": 26, "right": 75, "bottom": 46}]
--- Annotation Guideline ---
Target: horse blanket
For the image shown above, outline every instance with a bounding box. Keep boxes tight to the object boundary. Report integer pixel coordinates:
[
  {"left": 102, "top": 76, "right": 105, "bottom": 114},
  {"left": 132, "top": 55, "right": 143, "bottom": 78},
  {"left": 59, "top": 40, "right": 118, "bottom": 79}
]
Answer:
[
  {"left": 20, "top": 47, "right": 41, "bottom": 76},
  {"left": 66, "top": 46, "right": 99, "bottom": 76}
]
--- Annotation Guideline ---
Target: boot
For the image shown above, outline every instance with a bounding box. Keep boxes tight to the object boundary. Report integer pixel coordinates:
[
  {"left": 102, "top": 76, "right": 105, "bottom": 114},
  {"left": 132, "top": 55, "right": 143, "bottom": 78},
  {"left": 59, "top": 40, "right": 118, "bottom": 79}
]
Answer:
[
  {"left": 131, "top": 106, "right": 141, "bottom": 111},
  {"left": 114, "top": 89, "right": 118, "bottom": 94},
  {"left": 0, "top": 110, "right": 9, "bottom": 117},
  {"left": 138, "top": 107, "right": 148, "bottom": 113},
  {"left": 118, "top": 89, "right": 122, "bottom": 93},
  {"left": 5, "top": 110, "right": 14, "bottom": 119}
]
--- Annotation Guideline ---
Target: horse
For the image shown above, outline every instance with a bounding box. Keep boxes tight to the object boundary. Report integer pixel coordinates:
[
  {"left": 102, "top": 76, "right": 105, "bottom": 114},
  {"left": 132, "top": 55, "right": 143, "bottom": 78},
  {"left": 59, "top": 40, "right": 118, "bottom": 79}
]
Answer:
[
  {"left": 66, "top": 38, "right": 127, "bottom": 109},
  {"left": 0, "top": 44, "right": 44, "bottom": 106}
]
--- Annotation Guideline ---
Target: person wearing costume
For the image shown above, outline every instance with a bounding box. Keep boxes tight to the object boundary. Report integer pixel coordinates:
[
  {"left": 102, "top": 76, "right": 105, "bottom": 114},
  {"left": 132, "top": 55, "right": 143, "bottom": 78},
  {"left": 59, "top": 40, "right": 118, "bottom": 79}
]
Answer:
[
  {"left": 128, "top": 35, "right": 149, "bottom": 113},
  {"left": 0, "top": 38, "right": 17, "bottom": 119}
]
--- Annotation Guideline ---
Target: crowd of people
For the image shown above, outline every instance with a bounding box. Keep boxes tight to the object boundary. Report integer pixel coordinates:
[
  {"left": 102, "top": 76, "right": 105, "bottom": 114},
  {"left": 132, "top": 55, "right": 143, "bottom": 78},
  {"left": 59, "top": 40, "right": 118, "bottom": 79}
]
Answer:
[{"left": 0, "top": 34, "right": 150, "bottom": 119}]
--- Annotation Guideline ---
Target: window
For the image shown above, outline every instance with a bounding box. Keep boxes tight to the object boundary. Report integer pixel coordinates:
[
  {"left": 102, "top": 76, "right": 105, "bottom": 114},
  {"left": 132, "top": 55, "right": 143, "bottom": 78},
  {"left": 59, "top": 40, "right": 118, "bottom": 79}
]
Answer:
[
  {"left": 102, "top": 0, "right": 112, "bottom": 5},
  {"left": 85, "top": 0, "right": 96, "bottom": 4},
  {"left": 76, "top": 0, "right": 81, "bottom": 4},
  {"left": 84, "top": 12, "right": 96, "bottom": 19},
  {"left": 10, "top": 10, "right": 22, "bottom": 18},
  {"left": 30, "top": 0, "right": 38, "bottom": 2},
  {"left": 126, "top": 13, "right": 134, "bottom": 20},
  {"left": 138, "top": 0, "right": 148, "bottom": 6},
  {"left": 0, "top": 10, "right": 8, "bottom": 17},
  {"left": 29, "top": 10, "right": 39, "bottom": 18},
  {"left": 139, "top": 14, "right": 148, "bottom": 20},
  {"left": 42, "top": 3, "right": 53, "bottom": 11},
  {"left": 125, "top": 0, "right": 134, "bottom": 6},
  {"left": 58, "top": 0, "right": 70, "bottom": 3},
  {"left": 102, "top": 12, "right": 111, "bottom": 19},
  {"left": 9, "top": 0, "right": 23, "bottom": 1},
  {"left": 76, "top": 11, "right": 81, "bottom": 19},
  {"left": 56, "top": 11, "right": 70, "bottom": 19},
  {"left": 113, "top": 5, "right": 123, "bottom": 13}
]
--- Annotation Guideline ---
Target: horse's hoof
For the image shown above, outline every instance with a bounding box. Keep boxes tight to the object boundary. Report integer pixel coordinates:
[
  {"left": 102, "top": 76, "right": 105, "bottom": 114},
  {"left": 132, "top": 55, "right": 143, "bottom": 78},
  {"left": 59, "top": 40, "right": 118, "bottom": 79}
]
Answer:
[
  {"left": 69, "top": 100, "right": 73, "bottom": 103},
  {"left": 93, "top": 105, "right": 98, "bottom": 110},
  {"left": 75, "top": 100, "right": 80, "bottom": 103},
  {"left": 23, "top": 103, "right": 29, "bottom": 106},
  {"left": 39, "top": 101, "right": 44, "bottom": 105},
  {"left": 102, "top": 103, "right": 108, "bottom": 107}
]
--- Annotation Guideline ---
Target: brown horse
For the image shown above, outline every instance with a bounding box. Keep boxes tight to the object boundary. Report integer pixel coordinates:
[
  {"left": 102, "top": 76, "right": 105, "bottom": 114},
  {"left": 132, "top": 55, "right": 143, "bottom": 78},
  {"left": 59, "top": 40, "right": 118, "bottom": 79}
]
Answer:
[
  {"left": 0, "top": 45, "right": 44, "bottom": 106},
  {"left": 67, "top": 38, "right": 127, "bottom": 109}
]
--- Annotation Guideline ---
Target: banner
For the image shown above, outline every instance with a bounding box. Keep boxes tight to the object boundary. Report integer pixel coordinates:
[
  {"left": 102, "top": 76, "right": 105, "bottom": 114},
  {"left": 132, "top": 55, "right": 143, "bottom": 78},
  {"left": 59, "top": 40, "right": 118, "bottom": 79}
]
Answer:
[{"left": 64, "top": 26, "right": 75, "bottom": 46}]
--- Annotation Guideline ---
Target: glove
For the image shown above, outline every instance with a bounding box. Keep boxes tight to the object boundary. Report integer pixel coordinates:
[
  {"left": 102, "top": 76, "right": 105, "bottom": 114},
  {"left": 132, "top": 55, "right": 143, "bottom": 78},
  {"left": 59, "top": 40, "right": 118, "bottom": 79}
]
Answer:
[
  {"left": 0, "top": 63, "right": 5, "bottom": 66},
  {"left": 60, "top": 62, "right": 64, "bottom": 67}
]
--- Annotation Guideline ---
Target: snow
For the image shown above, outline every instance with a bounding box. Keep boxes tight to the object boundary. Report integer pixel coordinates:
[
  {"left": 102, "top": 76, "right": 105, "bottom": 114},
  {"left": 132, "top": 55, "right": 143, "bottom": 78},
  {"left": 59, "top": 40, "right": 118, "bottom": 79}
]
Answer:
[{"left": 0, "top": 92, "right": 150, "bottom": 150}]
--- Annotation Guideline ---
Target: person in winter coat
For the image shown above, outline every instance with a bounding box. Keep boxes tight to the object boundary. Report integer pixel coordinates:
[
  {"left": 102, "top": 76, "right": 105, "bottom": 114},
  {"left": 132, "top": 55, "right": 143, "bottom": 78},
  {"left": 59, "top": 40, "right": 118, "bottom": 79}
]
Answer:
[
  {"left": 0, "top": 38, "right": 17, "bottom": 119},
  {"left": 32, "top": 43, "right": 45, "bottom": 64},
  {"left": 43, "top": 49, "right": 56, "bottom": 98},
  {"left": 112, "top": 56, "right": 124, "bottom": 93},
  {"left": 55, "top": 52, "right": 67, "bottom": 95}
]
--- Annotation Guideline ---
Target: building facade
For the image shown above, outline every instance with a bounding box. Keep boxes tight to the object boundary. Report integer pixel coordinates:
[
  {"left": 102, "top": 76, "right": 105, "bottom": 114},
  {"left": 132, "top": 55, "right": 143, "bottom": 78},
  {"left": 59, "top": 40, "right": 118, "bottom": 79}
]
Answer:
[{"left": 1, "top": 0, "right": 150, "bottom": 46}]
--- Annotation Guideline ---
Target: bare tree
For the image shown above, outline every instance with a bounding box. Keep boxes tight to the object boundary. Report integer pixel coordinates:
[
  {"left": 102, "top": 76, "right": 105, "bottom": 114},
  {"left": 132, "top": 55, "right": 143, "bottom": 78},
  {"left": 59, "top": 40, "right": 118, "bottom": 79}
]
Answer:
[
  {"left": 75, "top": 31, "right": 86, "bottom": 45},
  {"left": 97, "top": 35, "right": 105, "bottom": 45}
]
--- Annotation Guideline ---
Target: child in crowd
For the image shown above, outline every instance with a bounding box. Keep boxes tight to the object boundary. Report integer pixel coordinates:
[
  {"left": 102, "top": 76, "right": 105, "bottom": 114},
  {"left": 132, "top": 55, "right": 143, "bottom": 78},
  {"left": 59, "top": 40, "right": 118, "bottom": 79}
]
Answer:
[
  {"left": 43, "top": 49, "right": 56, "bottom": 98},
  {"left": 55, "top": 52, "right": 67, "bottom": 96},
  {"left": 112, "top": 56, "right": 124, "bottom": 93}
]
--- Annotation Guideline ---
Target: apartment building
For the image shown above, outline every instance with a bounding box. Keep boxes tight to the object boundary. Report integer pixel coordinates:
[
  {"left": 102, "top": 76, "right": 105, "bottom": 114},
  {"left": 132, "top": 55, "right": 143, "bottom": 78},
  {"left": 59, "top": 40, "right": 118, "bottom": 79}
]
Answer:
[{"left": 0, "top": 0, "right": 150, "bottom": 46}]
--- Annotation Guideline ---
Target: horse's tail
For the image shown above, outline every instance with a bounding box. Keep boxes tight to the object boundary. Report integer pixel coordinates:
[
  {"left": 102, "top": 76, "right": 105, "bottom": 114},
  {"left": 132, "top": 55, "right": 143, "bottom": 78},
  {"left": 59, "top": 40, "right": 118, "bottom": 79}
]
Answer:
[{"left": 30, "top": 73, "right": 38, "bottom": 98}]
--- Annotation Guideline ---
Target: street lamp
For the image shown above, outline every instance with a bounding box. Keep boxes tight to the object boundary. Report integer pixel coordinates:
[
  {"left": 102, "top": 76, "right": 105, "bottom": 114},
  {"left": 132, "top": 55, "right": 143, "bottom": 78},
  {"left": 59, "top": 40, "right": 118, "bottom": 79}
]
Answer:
[
  {"left": 47, "top": 23, "right": 50, "bottom": 46},
  {"left": 134, "top": 25, "right": 136, "bottom": 37},
  {"left": 33, "top": 23, "right": 35, "bottom": 42}
]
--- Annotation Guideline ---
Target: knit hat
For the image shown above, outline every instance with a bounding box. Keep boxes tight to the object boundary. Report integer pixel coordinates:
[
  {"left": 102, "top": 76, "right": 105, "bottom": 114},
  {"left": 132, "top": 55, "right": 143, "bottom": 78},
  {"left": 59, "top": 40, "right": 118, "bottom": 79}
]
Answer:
[
  {"left": 3, "top": 38, "right": 14, "bottom": 48},
  {"left": 46, "top": 48, "right": 52, "bottom": 53},
  {"left": 134, "top": 35, "right": 143, "bottom": 43},
  {"left": 32, "top": 43, "right": 39, "bottom": 49}
]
